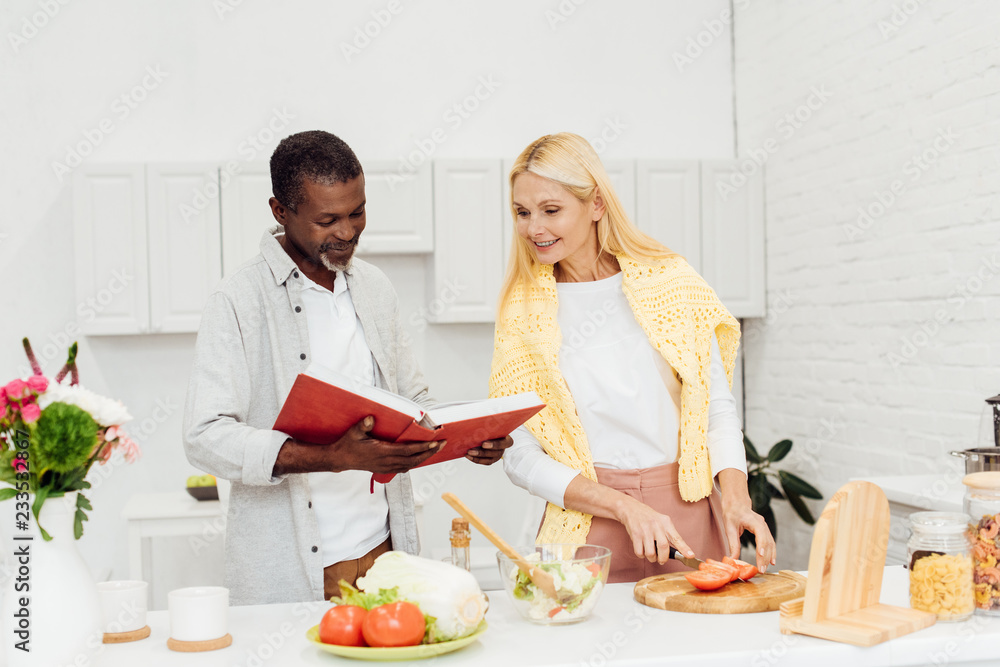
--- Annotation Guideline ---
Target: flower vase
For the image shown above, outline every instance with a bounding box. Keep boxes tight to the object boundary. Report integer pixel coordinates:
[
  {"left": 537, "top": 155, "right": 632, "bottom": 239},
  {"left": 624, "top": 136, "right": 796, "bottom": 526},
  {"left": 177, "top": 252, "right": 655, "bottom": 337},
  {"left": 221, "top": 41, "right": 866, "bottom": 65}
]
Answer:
[{"left": 1, "top": 492, "right": 102, "bottom": 666}]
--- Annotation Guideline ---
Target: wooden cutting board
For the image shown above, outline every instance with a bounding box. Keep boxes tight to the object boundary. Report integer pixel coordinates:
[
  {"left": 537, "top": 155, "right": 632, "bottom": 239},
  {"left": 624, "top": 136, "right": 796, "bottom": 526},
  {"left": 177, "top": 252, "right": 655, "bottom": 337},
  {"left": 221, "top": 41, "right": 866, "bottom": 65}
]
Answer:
[{"left": 634, "top": 570, "right": 807, "bottom": 614}]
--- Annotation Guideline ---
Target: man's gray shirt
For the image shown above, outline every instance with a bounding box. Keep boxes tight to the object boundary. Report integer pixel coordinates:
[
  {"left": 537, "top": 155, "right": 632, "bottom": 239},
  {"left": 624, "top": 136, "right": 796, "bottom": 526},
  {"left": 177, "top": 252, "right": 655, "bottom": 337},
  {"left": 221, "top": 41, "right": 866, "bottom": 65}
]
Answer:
[{"left": 183, "top": 227, "right": 429, "bottom": 605}]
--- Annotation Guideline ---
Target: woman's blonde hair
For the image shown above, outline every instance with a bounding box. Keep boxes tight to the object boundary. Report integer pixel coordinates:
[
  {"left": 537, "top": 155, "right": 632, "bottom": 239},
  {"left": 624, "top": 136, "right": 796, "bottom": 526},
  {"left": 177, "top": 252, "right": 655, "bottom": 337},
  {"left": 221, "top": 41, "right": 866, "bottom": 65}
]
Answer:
[{"left": 498, "top": 133, "right": 676, "bottom": 312}]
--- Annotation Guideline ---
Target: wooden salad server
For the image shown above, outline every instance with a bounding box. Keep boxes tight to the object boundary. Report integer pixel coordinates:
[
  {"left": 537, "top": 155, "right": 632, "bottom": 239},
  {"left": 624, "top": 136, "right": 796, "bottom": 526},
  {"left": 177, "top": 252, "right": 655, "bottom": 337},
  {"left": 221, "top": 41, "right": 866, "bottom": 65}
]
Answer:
[{"left": 441, "top": 492, "right": 562, "bottom": 602}]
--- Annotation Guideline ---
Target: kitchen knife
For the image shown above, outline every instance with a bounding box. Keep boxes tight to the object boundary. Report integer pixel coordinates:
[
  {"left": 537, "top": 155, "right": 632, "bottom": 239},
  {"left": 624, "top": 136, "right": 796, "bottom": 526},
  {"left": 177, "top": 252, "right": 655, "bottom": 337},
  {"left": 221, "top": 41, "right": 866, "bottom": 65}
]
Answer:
[{"left": 658, "top": 543, "right": 704, "bottom": 570}]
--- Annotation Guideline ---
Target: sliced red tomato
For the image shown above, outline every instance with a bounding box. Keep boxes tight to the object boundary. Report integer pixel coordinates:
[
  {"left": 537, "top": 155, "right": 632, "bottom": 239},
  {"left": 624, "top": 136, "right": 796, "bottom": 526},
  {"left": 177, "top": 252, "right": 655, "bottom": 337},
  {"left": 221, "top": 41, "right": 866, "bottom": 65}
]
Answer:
[
  {"left": 731, "top": 558, "right": 759, "bottom": 580},
  {"left": 548, "top": 605, "right": 565, "bottom": 618},
  {"left": 684, "top": 569, "right": 730, "bottom": 591},
  {"left": 362, "top": 601, "right": 425, "bottom": 648},
  {"left": 701, "top": 559, "right": 740, "bottom": 582},
  {"left": 318, "top": 605, "right": 368, "bottom": 646},
  {"left": 585, "top": 562, "right": 602, "bottom": 577}
]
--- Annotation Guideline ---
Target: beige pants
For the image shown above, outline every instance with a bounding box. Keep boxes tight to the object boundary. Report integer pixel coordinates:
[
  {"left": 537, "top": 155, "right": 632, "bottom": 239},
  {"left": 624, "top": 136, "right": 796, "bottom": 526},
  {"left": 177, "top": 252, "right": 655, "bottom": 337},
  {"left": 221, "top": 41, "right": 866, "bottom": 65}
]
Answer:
[
  {"left": 586, "top": 463, "right": 729, "bottom": 583},
  {"left": 323, "top": 538, "right": 392, "bottom": 600}
]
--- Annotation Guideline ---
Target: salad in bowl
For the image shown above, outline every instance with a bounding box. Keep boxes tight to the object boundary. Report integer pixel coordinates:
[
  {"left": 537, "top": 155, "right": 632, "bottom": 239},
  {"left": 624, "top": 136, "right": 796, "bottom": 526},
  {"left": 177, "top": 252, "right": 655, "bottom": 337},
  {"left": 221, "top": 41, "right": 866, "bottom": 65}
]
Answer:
[{"left": 497, "top": 544, "right": 611, "bottom": 624}]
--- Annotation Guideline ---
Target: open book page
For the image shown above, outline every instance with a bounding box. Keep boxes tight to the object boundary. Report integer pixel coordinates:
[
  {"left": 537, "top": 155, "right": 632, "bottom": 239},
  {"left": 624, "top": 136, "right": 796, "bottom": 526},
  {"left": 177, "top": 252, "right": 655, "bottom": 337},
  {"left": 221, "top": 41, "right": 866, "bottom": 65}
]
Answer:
[
  {"left": 304, "top": 363, "right": 425, "bottom": 421},
  {"left": 421, "top": 392, "right": 543, "bottom": 427}
]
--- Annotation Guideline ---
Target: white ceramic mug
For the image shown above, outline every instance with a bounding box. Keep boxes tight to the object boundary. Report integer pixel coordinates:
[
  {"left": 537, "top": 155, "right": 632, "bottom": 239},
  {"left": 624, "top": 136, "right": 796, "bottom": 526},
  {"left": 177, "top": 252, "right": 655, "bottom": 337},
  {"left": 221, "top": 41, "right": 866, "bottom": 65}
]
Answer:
[
  {"left": 167, "top": 586, "right": 229, "bottom": 642},
  {"left": 96, "top": 580, "right": 148, "bottom": 634}
]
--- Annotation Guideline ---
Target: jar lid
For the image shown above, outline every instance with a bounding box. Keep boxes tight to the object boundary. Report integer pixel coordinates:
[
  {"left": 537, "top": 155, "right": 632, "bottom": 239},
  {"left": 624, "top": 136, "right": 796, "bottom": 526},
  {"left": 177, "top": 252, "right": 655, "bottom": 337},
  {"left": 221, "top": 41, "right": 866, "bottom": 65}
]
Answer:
[
  {"left": 962, "top": 471, "right": 1000, "bottom": 490},
  {"left": 909, "top": 511, "right": 971, "bottom": 532}
]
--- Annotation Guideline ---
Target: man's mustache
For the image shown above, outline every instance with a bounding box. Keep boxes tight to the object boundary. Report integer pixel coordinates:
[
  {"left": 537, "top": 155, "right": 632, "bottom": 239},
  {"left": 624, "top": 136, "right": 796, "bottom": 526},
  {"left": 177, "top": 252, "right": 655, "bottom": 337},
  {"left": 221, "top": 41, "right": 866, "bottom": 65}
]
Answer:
[{"left": 320, "top": 235, "right": 360, "bottom": 252}]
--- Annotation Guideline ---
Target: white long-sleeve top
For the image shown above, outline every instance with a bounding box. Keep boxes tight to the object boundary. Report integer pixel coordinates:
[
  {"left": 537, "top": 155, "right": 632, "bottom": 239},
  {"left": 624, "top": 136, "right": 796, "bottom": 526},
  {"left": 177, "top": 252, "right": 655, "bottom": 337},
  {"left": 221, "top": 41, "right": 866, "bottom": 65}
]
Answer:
[{"left": 503, "top": 272, "right": 746, "bottom": 508}]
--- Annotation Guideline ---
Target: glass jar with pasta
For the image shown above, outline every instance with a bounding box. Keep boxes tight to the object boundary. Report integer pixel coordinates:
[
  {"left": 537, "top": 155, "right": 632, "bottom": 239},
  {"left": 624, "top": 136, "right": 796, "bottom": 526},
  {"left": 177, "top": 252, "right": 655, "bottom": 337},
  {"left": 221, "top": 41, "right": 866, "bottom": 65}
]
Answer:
[
  {"left": 962, "top": 471, "right": 1000, "bottom": 616},
  {"left": 907, "top": 511, "right": 975, "bottom": 621}
]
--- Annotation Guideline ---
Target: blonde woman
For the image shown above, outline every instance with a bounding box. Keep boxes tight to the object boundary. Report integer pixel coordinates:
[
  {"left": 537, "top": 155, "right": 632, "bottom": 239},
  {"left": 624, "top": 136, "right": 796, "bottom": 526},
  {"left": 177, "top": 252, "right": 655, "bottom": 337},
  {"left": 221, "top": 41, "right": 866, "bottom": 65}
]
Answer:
[{"left": 490, "top": 133, "right": 776, "bottom": 583}]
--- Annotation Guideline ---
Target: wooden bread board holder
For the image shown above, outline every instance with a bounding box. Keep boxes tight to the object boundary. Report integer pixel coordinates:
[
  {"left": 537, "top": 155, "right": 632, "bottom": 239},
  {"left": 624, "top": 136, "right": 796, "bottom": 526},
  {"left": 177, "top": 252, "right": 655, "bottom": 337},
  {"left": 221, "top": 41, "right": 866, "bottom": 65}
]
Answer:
[{"left": 778, "top": 480, "right": 936, "bottom": 646}]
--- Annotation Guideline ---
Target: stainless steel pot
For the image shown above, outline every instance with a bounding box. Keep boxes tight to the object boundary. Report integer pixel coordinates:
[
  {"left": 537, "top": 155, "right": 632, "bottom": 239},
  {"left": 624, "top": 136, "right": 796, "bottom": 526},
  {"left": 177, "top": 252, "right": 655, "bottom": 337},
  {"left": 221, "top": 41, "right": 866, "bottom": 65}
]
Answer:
[{"left": 950, "top": 448, "right": 1000, "bottom": 473}]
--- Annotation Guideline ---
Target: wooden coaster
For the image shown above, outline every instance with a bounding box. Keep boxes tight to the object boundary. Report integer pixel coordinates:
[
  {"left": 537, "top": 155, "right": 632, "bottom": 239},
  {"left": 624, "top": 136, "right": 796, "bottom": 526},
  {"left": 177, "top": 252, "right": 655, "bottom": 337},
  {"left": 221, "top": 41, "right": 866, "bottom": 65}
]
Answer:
[
  {"left": 103, "top": 625, "right": 151, "bottom": 644},
  {"left": 167, "top": 633, "right": 233, "bottom": 652}
]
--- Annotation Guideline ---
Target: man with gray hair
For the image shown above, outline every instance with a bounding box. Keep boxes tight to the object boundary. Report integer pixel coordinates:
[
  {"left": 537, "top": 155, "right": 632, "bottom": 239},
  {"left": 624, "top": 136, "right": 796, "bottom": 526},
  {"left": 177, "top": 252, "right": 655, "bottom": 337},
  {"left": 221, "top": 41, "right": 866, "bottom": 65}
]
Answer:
[{"left": 183, "top": 130, "right": 511, "bottom": 605}]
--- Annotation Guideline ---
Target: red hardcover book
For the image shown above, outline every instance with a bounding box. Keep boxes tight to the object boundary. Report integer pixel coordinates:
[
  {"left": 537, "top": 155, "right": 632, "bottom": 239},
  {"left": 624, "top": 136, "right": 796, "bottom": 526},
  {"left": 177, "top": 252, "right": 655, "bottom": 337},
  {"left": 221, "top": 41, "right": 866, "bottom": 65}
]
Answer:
[{"left": 272, "top": 364, "right": 545, "bottom": 486}]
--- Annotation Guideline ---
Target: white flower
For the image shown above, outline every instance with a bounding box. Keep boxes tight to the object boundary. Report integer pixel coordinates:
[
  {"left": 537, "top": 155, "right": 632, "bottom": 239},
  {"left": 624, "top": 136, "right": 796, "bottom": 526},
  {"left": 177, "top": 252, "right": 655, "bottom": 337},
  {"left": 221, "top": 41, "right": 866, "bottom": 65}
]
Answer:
[{"left": 38, "top": 382, "right": 132, "bottom": 427}]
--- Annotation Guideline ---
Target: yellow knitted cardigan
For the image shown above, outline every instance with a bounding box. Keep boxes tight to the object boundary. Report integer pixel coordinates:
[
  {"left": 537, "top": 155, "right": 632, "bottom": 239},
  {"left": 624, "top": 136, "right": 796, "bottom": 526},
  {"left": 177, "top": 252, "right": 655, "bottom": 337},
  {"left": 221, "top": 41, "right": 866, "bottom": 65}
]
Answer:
[{"left": 489, "top": 254, "right": 741, "bottom": 545}]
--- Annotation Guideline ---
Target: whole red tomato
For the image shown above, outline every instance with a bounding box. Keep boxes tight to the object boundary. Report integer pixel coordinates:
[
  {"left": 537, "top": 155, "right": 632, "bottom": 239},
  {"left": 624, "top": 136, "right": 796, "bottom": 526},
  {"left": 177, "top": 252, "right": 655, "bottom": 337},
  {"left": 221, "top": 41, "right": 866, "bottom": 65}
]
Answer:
[
  {"left": 319, "top": 605, "right": 368, "bottom": 646},
  {"left": 361, "top": 601, "right": 425, "bottom": 648}
]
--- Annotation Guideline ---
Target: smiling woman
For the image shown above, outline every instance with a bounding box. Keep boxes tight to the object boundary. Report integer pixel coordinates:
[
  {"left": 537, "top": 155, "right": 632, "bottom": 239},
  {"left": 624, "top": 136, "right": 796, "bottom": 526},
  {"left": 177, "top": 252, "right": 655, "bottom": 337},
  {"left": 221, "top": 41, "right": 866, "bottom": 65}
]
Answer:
[{"left": 490, "top": 132, "right": 776, "bottom": 584}]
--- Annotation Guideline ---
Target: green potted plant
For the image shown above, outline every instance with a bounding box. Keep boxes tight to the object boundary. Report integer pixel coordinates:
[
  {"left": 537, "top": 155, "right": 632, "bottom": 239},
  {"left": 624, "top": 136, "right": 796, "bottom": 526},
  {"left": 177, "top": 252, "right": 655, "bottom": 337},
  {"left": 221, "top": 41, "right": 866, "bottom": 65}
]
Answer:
[{"left": 741, "top": 435, "right": 823, "bottom": 549}]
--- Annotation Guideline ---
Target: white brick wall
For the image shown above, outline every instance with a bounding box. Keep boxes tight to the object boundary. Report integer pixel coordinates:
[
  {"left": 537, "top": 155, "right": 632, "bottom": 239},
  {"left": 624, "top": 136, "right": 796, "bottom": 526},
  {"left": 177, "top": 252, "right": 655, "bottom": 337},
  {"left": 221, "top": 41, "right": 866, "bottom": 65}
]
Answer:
[{"left": 734, "top": 0, "right": 1000, "bottom": 568}]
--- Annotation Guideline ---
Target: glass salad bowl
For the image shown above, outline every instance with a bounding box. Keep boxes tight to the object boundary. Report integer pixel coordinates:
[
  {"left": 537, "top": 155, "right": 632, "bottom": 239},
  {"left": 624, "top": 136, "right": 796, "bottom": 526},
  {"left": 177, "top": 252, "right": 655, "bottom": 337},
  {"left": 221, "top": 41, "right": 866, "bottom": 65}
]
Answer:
[{"left": 496, "top": 544, "right": 611, "bottom": 624}]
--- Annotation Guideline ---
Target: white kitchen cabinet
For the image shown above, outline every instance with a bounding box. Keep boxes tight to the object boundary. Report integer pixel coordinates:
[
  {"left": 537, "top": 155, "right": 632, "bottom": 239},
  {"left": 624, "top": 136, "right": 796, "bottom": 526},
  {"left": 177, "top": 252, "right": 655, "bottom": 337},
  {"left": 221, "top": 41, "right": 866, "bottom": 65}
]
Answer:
[
  {"left": 146, "top": 164, "right": 223, "bottom": 333},
  {"left": 700, "top": 161, "right": 765, "bottom": 318},
  {"left": 635, "top": 160, "right": 701, "bottom": 271},
  {"left": 72, "top": 165, "right": 151, "bottom": 335},
  {"left": 73, "top": 164, "right": 223, "bottom": 335},
  {"left": 220, "top": 162, "right": 273, "bottom": 277},
  {"left": 429, "top": 160, "right": 503, "bottom": 322},
  {"left": 603, "top": 159, "right": 636, "bottom": 224},
  {"left": 500, "top": 159, "right": 515, "bottom": 272},
  {"left": 358, "top": 161, "right": 433, "bottom": 254}
]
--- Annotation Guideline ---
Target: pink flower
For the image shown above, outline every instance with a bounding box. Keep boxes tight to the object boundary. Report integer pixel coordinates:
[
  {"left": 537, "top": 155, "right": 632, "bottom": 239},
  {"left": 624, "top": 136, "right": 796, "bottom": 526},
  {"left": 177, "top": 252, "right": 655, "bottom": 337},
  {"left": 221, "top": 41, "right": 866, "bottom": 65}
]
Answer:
[
  {"left": 25, "top": 376, "right": 48, "bottom": 394},
  {"left": 121, "top": 437, "right": 141, "bottom": 464},
  {"left": 104, "top": 426, "right": 118, "bottom": 442},
  {"left": 0, "top": 393, "right": 7, "bottom": 411},
  {"left": 94, "top": 441, "right": 114, "bottom": 464},
  {"left": 11, "top": 458, "right": 27, "bottom": 473},
  {"left": 4, "top": 380, "right": 28, "bottom": 401},
  {"left": 20, "top": 403, "right": 41, "bottom": 424}
]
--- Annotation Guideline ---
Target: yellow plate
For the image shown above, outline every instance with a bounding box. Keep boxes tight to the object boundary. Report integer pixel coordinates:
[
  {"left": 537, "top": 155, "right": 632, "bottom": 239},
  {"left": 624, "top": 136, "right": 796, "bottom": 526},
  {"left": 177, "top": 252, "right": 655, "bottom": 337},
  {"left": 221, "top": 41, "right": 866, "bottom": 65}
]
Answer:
[{"left": 306, "top": 620, "right": 487, "bottom": 661}]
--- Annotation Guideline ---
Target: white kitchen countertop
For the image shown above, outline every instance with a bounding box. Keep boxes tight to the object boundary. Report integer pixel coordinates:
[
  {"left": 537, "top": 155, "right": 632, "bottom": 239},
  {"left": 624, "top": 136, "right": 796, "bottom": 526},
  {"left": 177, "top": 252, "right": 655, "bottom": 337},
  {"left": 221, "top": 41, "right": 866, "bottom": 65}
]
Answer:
[
  {"left": 855, "top": 474, "right": 966, "bottom": 513},
  {"left": 92, "top": 567, "right": 1000, "bottom": 666}
]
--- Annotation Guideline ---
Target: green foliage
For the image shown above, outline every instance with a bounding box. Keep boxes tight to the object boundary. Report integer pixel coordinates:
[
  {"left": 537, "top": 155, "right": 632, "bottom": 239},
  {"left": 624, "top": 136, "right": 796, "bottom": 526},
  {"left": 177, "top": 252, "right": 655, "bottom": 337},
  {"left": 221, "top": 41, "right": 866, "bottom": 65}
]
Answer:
[
  {"left": 741, "top": 435, "right": 823, "bottom": 549},
  {"left": 329, "top": 581, "right": 401, "bottom": 609},
  {"left": 32, "top": 402, "right": 98, "bottom": 474},
  {"left": 0, "top": 341, "right": 112, "bottom": 542}
]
